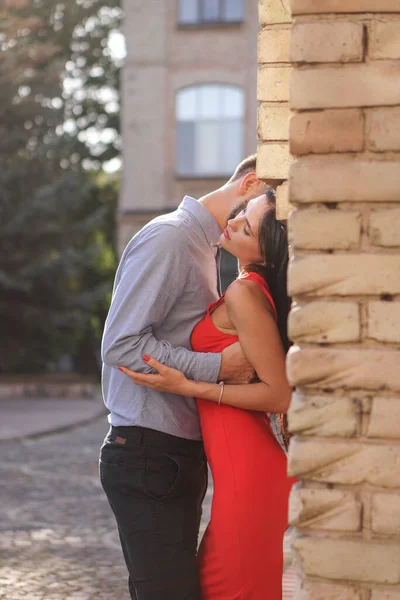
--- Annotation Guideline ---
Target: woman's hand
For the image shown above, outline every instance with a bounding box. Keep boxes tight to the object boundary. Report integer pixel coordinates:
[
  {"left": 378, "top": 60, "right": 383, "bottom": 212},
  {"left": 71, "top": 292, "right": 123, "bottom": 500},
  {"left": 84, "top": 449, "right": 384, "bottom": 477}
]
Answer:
[{"left": 119, "top": 356, "right": 192, "bottom": 396}]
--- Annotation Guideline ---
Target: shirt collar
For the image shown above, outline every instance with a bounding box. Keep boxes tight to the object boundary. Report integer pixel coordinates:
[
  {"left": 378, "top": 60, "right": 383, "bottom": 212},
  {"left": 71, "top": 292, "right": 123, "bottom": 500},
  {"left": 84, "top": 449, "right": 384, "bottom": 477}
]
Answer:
[{"left": 179, "top": 196, "right": 222, "bottom": 247}]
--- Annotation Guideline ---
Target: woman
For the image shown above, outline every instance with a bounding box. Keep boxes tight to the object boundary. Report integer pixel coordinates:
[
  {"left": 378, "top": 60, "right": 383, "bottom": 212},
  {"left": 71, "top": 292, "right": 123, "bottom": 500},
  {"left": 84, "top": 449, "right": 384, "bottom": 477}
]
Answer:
[{"left": 120, "top": 188, "right": 296, "bottom": 600}]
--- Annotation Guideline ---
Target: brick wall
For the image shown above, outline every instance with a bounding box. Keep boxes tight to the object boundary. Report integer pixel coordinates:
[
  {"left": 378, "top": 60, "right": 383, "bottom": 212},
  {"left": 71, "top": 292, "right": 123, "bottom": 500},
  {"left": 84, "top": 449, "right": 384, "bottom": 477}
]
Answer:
[
  {"left": 258, "top": 0, "right": 400, "bottom": 597},
  {"left": 257, "top": 0, "right": 292, "bottom": 217}
]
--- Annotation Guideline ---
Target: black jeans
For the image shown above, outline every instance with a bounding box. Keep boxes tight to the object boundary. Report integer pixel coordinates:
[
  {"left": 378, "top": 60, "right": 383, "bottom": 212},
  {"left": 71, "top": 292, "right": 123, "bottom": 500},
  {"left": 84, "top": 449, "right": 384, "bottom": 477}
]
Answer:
[{"left": 100, "top": 426, "right": 207, "bottom": 600}]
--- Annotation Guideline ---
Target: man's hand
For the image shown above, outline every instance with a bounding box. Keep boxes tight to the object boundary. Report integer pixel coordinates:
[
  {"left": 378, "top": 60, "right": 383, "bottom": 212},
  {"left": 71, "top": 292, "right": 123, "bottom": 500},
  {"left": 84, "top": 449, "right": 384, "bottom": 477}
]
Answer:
[{"left": 219, "top": 342, "right": 255, "bottom": 384}]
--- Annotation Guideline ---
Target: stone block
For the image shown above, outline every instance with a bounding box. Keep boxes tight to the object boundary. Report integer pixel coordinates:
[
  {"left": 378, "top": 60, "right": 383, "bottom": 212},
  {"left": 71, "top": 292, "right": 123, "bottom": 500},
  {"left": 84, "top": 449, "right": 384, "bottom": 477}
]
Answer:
[
  {"left": 367, "top": 108, "right": 400, "bottom": 152},
  {"left": 257, "top": 142, "right": 292, "bottom": 179},
  {"left": 258, "top": 28, "right": 291, "bottom": 63},
  {"left": 259, "top": 0, "right": 291, "bottom": 25},
  {"left": 291, "top": 63, "right": 400, "bottom": 110},
  {"left": 370, "top": 20, "right": 400, "bottom": 60},
  {"left": 291, "top": 22, "right": 363, "bottom": 63},
  {"left": 293, "top": 536, "right": 400, "bottom": 584},
  {"left": 288, "top": 392, "right": 361, "bottom": 437},
  {"left": 288, "top": 437, "right": 400, "bottom": 488},
  {"left": 291, "top": 0, "right": 400, "bottom": 14},
  {"left": 258, "top": 66, "right": 291, "bottom": 102},
  {"left": 288, "top": 254, "right": 400, "bottom": 297},
  {"left": 290, "top": 159, "right": 400, "bottom": 203},
  {"left": 372, "top": 494, "right": 400, "bottom": 535},
  {"left": 368, "top": 302, "right": 400, "bottom": 343},
  {"left": 288, "top": 208, "right": 361, "bottom": 250},
  {"left": 290, "top": 109, "right": 364, "bottom": 155},
  {"left": 290, "top": 488, "right": 362, "bottom": 531},
  {"left": 287, "top": 346, "right": 400, "bottom": 392},
  {"left": 368, "top": 397, "right": 400, "bottom": 439},
  {"left": 370, "top": 209, "right": 400, "bottom": 247},
  {"left": 288, "top": 301, "right": 360, "bottom": 343},
  {"left": 276, "top": 181, "right": 295, "bottom": 220},
  {"left": 295, "top": 580, "right": 362, "bottom": 600},
  {"left": 258, "top": 104, "right": 290, "bottom": 140},
  {"left": 371, "top": 591, "right": 400, "bottom": 600}
]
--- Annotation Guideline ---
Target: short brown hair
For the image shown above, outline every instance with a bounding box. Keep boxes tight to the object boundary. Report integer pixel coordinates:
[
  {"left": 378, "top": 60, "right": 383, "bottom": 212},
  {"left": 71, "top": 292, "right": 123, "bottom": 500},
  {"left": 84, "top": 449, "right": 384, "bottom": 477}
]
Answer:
[{"left": 228, "top": 154, "right": 257, "bottom": 183}]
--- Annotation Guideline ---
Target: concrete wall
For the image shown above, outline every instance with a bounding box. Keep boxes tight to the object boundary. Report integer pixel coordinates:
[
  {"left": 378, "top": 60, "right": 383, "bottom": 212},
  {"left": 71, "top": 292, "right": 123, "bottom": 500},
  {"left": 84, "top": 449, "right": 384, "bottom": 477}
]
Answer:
[{"left": 258, "top": 0, "right": 400, "bottom": 597}]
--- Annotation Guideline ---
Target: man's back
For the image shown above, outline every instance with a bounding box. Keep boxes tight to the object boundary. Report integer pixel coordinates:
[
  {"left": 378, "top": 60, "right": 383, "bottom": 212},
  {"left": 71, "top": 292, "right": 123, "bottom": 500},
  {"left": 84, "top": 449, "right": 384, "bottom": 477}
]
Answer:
[{"left": 101, "top": 196, "right": 222, "bottom": 440}]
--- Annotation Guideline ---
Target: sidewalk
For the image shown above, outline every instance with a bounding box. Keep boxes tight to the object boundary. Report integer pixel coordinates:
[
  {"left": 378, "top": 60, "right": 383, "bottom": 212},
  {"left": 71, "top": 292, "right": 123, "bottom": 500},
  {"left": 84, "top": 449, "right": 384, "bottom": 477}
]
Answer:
[{"left": 0, "top": 395, "right": 107, "bottom": 442}]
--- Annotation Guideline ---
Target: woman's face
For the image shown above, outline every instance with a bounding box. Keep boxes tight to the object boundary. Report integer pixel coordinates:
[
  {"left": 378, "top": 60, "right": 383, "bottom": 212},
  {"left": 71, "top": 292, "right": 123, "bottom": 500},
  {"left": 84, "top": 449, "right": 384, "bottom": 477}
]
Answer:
[{"left": 219, "top": 194, "right": 271, "bottom": 266}]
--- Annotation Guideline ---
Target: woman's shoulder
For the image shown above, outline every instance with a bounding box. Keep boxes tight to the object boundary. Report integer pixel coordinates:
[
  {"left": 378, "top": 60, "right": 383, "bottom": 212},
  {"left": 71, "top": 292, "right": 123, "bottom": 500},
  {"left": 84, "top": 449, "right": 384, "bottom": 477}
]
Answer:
[
  {"left": 224, "top": 275, "right": 276, "bottom": 319},
  {"left": 225, "top": 277, "right": 269, "bottom": 306}
]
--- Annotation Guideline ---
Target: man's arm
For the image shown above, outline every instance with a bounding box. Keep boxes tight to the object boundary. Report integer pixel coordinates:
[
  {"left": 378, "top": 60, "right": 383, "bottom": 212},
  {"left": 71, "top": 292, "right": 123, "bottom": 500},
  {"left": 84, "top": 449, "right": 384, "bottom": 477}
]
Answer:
[{"left": 101, "top": 223, "right": 221, "bottom": 383}]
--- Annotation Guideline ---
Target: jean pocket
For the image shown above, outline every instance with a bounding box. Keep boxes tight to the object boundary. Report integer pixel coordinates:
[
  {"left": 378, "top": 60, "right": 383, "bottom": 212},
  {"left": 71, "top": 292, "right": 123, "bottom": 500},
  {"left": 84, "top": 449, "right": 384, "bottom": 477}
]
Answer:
[
  {"left": 99, "top": 442, "right": 128, "bottom": 467},
  {"left": 100, "top": 441, "right": 146, "bottom": 469},
  {"left": 144, "top": 453, "right": 181, "bottom": 502}
]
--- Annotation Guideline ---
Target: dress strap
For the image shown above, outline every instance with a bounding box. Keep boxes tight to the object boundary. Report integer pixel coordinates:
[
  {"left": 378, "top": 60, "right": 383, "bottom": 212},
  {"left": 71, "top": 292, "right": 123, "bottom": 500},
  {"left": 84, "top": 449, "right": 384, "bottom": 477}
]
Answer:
[
  {"left": 239, "top": 272, "right": 277, "bottom": 322},
  {"left": 207, "top": 294, "right": 226, "bottom": 316}
]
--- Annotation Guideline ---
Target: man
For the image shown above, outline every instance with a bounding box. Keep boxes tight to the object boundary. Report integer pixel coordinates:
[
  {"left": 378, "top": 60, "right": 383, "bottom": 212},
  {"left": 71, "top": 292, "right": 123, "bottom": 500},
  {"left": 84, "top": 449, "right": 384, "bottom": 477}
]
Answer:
[{"left": 100, "top": 154, "right": 266, "bottom": 600}]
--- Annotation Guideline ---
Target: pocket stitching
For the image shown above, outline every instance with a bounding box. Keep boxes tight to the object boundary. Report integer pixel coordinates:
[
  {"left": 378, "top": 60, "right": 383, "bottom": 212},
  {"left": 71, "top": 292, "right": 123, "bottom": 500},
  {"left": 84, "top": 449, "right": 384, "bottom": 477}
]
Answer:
[{"left": 144, "top": 453, "right": 181, "bottom": 502}]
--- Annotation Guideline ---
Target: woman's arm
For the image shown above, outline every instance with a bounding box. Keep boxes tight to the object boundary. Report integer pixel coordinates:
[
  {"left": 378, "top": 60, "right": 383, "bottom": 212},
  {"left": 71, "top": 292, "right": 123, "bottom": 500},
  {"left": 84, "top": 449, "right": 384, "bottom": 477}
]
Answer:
[
  {"left": 120, "top": 278, "right": 292, "bottom": 414},
  {"left": 186, "top": 279, "right": 290, "bottom": 413},
  {"left": 219, "top": 278, "right": 291, "bottom": 412}
]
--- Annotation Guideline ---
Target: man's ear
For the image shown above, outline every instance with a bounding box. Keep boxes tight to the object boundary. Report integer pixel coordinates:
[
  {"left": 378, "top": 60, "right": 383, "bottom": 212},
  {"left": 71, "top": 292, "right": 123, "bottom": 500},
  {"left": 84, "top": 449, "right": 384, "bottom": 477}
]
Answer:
[{"left": 238, "top": 172, "right": 264, "bottom": 197}]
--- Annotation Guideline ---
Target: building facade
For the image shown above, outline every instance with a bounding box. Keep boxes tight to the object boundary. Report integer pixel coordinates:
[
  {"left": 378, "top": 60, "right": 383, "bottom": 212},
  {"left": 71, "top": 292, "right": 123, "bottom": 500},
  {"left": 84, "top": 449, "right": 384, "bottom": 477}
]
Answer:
[
  {"left": 258, "top": 0, "right": 400, "bottom": 598},
  {"left": 120, "top": 0, "right": 259, "bottom": 287}
]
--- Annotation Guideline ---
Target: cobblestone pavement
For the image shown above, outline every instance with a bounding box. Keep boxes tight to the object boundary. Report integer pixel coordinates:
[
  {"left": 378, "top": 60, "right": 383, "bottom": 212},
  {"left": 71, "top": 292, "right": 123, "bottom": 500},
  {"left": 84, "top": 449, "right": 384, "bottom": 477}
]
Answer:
[
  {"left": 0, "top": 417, "right": 292, "bottom": 600},
  {"left": 0, "top": 418, "right": 212, "bottom": 600}
]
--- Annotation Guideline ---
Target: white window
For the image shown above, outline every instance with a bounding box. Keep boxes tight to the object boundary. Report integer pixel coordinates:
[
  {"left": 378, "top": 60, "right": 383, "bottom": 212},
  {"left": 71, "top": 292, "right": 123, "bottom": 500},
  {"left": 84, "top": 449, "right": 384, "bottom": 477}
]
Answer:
[
  {"left": 176, "top": 84, "right": 244, "bottom": 177},
  {"left": 178, "top": 0, "right": 243, "bottom": 26}
]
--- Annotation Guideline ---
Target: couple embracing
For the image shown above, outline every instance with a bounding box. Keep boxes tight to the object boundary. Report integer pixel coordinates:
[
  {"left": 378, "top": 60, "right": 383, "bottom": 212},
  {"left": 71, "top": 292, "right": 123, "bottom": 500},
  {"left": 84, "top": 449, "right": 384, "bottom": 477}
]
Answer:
[{"left": 100, "top": 154, "right": 296, "bottom": 600}]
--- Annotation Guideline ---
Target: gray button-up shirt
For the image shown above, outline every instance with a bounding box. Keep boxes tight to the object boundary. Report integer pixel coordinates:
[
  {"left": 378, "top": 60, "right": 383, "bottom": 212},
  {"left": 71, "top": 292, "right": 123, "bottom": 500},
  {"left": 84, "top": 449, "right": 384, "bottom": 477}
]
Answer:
[{"left": 101, "top": 196, "right": 222, "bottom": 440}]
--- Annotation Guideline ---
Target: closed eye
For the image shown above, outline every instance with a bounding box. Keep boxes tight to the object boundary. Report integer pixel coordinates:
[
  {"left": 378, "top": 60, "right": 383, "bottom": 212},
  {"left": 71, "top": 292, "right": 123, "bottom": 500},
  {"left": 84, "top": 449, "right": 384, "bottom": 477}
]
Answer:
[{"left": 245, "top": 217, "right": 253, "bottom": 236}]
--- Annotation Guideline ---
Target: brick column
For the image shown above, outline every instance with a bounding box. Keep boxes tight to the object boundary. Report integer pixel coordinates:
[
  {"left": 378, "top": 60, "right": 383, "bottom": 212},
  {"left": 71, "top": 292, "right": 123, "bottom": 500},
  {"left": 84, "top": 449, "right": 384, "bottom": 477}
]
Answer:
[
  {"left": 257, "top": 0, "right": 292, "bottom": 218},
  {"left": 258, "top": 1, "right": 400, "bottom": 598},
  {"left": 288, "top": 2, "right": 400, "bottom": 599}
]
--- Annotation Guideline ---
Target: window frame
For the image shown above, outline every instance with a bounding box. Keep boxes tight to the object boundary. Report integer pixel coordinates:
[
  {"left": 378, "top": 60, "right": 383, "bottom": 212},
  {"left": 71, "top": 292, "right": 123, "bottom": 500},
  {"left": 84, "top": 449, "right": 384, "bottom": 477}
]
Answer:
[
  {"left": 175, "top": 83, "right": 245, "bottom": 179},
  {"left": 177, "top": 0, "right": 244, "bottom": 28}
]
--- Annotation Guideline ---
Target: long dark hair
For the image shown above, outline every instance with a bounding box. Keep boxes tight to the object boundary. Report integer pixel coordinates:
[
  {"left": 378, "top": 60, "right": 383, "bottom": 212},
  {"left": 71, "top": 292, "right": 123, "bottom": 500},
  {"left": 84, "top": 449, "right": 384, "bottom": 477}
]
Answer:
[
  {"left": 242, "top": 188, "right": 292, "bottom": 447},
  {"left": 247, "top": 188, "right": 291, "bottom": 352}
]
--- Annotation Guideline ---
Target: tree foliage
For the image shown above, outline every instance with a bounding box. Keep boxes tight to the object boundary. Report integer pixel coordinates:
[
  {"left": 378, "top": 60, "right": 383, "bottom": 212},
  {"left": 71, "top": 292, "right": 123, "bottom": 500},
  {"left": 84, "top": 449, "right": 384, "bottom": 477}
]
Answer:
[{"left": 0, "top": 0, "right": 121, "bottom": 373}]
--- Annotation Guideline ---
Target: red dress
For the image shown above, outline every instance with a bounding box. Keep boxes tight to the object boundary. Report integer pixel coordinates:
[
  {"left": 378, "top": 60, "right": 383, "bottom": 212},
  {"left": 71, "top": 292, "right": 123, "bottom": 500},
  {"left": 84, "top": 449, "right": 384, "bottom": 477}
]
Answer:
[{"left": 191, "top": 272, "right": 295, "bottom": 600}]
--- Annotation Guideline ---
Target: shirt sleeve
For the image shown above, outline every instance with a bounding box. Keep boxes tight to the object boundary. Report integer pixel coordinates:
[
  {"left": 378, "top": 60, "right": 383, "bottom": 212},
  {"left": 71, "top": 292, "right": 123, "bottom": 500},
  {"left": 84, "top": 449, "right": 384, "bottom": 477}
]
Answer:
[{"left": 101, "top": 223, "right": 221, "bottom": 383}]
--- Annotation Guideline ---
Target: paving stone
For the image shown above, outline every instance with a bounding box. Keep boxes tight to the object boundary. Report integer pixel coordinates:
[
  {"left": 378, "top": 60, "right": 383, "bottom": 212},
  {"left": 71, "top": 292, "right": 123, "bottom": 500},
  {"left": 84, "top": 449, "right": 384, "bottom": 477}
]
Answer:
[
  {"left": 0, "top": 419, "right": 130, "bottom": 600},
  {"left": 0, "top": 417, "right": 294, "bottom": 600},
  {"left": 1, "top": 416, "right": 293, "bottom": 599}
]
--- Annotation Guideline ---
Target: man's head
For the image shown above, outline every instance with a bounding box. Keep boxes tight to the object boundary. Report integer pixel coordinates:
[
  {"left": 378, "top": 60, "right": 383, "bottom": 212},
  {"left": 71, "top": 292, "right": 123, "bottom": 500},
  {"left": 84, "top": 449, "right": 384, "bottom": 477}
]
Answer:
[
  {"left": 224, "top": 154, "right": 266, "bottom": 221},
  {"left": 226, "top": 154, "right": 265, "bottom": 201},
  {"left": 199, "top": 153, "right": 277, "bottom": 231},
  {"left": 228, "top": 154, "right": 258, "bottom": 183}
]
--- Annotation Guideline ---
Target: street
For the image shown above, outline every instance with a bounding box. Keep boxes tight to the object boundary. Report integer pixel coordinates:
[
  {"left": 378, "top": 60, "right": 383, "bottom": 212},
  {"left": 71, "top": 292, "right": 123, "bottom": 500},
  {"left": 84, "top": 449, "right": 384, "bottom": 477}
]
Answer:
[
  {"left": 0, "top": 418, "right": 212, "bottom": 600},
  {"left": 0, "top": 417, "right": 293, "bottom": 600}
]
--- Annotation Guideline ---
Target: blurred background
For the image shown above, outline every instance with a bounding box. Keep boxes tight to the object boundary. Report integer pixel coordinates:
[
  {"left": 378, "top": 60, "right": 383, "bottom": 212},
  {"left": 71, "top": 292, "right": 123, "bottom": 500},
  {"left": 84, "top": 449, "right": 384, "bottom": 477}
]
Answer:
[
  {"left": 1, "top": 0, "right": 256, "bottom": 381},
  {"left": 0, "top": 5, "right": 297, "bottom": 598}
]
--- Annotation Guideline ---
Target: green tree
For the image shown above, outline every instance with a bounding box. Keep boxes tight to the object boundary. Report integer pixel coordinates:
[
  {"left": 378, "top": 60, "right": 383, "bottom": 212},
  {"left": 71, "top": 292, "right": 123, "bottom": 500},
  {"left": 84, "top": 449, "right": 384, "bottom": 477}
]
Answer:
[{"left": 0, "top": 0, "right": 120, "bottom": 373}]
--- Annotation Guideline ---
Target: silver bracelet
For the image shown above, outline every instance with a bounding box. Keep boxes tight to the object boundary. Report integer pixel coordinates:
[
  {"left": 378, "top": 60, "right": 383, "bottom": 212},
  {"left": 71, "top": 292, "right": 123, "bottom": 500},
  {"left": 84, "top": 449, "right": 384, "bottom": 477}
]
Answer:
[{"left": 218, "top": 381, "right": 225, "bottom": 406}]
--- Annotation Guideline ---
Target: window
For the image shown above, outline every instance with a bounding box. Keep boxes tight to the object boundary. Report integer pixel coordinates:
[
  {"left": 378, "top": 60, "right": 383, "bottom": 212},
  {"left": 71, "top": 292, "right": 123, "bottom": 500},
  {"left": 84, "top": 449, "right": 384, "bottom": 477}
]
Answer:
[
  {"left": 178, "top": 0, "right": 243, "bottom": 26},
  {"left": 176, "top": 84, "right": 244, "bottom": 177}
]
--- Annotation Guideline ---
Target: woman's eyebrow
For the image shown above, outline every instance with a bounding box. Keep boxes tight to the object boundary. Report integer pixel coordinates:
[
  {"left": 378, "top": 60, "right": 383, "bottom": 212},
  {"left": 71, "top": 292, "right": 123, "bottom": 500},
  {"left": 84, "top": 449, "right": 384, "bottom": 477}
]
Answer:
[{"left": 245, "top": 217, "right": 254, "bottom": 235}]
